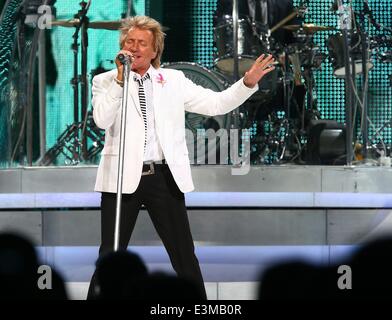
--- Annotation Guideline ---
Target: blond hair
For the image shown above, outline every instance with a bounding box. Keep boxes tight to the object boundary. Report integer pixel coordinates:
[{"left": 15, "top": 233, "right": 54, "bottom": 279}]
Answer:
[{"left": 119, "top": 16, "right": 165, "bottom": 69}]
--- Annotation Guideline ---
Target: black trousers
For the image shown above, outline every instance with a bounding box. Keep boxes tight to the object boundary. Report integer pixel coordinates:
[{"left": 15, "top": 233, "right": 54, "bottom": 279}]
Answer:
[{"left": 87, "top": 164, "right": 206, "bottom": 299}]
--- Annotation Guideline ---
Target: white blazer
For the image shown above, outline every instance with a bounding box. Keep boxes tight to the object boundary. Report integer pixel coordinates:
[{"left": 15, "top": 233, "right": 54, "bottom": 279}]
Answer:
[{"left": 92, "top": 66, "right": 258, "bottom": 194}]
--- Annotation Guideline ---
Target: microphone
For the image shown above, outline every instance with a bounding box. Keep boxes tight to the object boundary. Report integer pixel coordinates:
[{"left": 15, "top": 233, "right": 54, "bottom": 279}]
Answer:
[{"left": 117, "top": 53, "right": 132, "bottom": 64}]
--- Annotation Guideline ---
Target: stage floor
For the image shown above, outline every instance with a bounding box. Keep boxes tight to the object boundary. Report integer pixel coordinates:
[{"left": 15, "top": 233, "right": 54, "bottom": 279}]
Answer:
[
  {"left": 2, "top": 164, "right": 392, "bottom": 208},
  {"left": 1, "top": 165, "right": 392, "bottom": 248}
]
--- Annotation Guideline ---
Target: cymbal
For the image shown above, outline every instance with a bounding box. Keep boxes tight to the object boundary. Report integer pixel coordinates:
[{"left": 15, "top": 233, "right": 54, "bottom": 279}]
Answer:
[
  {"left": 49, "top": 19, "right": 80, "bottom": 27},
  {"left": 270, "top": 10, "right": 299, "bottom": 33},
  {"left": 49, "top": 19, "right": 170, "bottom": 31},
  {"left": 283, "top": 23, "right": 335, "bottom": 33}
]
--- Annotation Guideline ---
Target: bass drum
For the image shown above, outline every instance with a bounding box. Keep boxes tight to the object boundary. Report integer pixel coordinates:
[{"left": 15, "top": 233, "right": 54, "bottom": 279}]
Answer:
[{"left": 162, "top": 62, "right": 232, "bottom": 164}]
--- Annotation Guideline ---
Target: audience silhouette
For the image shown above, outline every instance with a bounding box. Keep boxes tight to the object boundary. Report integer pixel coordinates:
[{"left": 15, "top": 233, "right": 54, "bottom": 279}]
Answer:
[
  {"left": 0, "top": 232, "right": 67, "bottom": 299},
  {"left": 124, "top": 271, "right": 205, "bottom": 300},
  {"left": 258, "top": 236, "right": 392, "bottom": 300},
  {"left": 3, "top": 231, "right": 392, "bottom": 300},
  {"left": 93, "top": 249, "right": 148, "bottom": 299},
  {"left": 92, "top": 250, "right": 205, "bottom": 300}
]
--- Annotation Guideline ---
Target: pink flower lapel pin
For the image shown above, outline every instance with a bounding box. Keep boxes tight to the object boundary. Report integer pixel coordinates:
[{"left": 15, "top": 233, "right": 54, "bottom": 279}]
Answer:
[{"left": 156, "top": 73, "right": 167, "bottom": 87}]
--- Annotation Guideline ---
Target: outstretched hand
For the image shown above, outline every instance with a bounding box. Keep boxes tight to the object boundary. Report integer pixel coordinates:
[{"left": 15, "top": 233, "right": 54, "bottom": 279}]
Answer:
[{"left": 243, "top": 54, "right": 276, "bottom": 88}]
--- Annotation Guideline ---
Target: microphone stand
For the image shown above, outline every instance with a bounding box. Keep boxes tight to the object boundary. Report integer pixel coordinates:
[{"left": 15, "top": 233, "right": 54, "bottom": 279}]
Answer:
[{"left": 114, "top": 59, "right": 131, "bottom": 252}]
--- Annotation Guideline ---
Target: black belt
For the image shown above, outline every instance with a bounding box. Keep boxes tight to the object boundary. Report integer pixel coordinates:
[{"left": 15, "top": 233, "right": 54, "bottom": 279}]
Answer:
[{"left": 142, "top": 159, "right": 166, "bottom": 176}]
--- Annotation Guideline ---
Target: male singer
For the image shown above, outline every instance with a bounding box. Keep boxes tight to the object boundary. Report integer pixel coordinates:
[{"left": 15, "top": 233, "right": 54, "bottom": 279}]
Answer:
[{"left": 88, "top": 15, "right": 275, "bottom": 299}]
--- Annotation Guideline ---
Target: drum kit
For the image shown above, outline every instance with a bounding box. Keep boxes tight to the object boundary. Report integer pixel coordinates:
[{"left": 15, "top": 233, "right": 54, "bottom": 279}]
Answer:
[
  {"left": 170, "top": 0, "right": 390, "bottom": 165},
  {"left": 166, "top": 1, "right": 333, "bottom": 165},
  {"left": 40, "top": 1, "right": 392, "bottom": 166}
]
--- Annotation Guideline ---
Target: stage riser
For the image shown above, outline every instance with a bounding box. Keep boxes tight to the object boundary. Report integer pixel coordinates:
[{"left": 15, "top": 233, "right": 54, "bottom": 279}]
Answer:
[
  {"left": 1, "top": 209, "right": 392, "bottom": 246},
  {"left": 2, "top": 166, "right": 392, "bottom": 194}
]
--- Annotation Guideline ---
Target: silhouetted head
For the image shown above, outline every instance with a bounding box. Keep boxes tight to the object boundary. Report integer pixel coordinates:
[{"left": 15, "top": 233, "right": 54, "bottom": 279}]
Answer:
[
  {"left": 0, "top": 232, "right": 39, "bottom": 299},
  {"left": 348, "top": 236, "right": 392, "bottom": 299},
  {"left": 258, "top": 260, "right": 332, "bottom": 300},
  {"left": 95, "top": 250, "right": 148, "bottom": 299}
]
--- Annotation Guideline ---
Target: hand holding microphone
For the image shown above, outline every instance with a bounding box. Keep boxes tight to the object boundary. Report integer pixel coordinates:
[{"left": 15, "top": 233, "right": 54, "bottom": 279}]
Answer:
[
  {"left": 115, "top": 50, "right": 133, "bottom": 83},
  {"left": 117, "top": 53, "right": 133, "bottom": 64}
]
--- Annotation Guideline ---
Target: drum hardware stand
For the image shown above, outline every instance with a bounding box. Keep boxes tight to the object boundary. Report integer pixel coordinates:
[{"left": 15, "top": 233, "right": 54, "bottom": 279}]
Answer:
[
  {"left": 80, "top": 1, "right": 91, "bottom": 161},
  {"left": 38, "top": 115, "right": 104, "bottom": 166},
  {"left": 71, "top": 0, "right": 91, "bottom": 162},
  {"left": 336, "top": 0, "right": 355, "bottom": 165},
  {"left": 230, "top": 0, "right": 250, "bottom": 166},
  {"left": 359, "top": 0, "right": 392, "bottom": 156},
  {"left": 301, "top": 37, "right": 322, "bottom": 131},
  {"left": 364, "top": 64, "right": 392, "bottom": 158},
  {"left": 352, "top": 2, "right": 391, "bottom": 161},
  {"left": 276, "top": 47, "right": 302, "bottom": 164},
  {"left": 39, "top": 1, "right": 96, "bottom": 165},
  {"left": 282, "top": 47, "right": 294, "bottom": 121},
  {"left": 288, "top": 38, "right": 322, "bottom": 164},
  {"left": 356, "top": 6, "right": 370, "bottom": 159},
  {"left": 339, "top": 0, "right": 383, "bottom": 165}
]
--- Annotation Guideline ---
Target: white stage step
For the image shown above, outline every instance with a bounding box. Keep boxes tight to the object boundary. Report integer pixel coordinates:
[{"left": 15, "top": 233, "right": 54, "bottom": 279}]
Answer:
[{"left": 65, "top": 282, "right": 259, "bottom": 300}]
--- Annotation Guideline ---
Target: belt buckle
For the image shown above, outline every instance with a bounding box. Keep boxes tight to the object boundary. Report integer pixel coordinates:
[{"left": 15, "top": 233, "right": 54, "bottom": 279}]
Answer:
[{"left": 142, "top": 162, "right": 155, "bottom": 176}]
